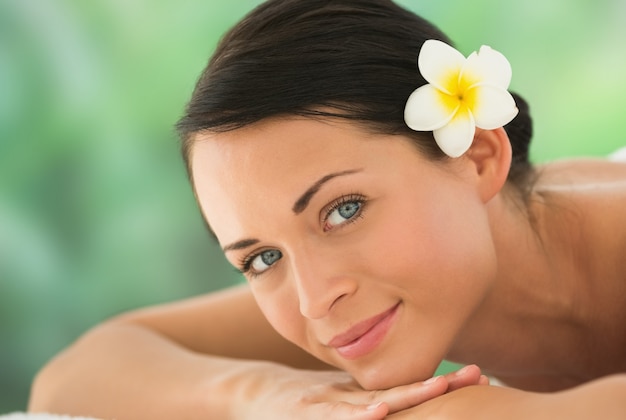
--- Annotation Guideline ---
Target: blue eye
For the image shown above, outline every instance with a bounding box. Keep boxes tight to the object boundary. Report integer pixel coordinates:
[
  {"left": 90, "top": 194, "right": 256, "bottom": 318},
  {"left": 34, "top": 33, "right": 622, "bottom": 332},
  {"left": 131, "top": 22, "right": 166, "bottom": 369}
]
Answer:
[
  {"left": 249, "top": 249, "right": 282, "bottom": 274},
  {"left": 325, "top": 196, "right": 364, "bottom": 230},
  {"left": 336, "top": 202, "right": 360, "bottom": 219}
]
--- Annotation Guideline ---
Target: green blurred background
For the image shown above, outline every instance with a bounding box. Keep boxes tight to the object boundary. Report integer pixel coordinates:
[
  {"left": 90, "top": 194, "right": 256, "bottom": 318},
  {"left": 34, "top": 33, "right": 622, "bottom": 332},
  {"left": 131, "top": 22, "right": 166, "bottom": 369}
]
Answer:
[{"left": 1, "top": 0, "right": 625, "bottom": 413}]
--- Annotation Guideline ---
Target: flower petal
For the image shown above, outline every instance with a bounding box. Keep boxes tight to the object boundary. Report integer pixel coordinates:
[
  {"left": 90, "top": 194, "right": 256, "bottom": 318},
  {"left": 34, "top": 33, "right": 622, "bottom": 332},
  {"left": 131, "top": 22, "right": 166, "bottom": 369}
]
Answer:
[
  {"left": 469, "top": 84, "right": 519, "bottom": 130},
  {"left": 461, "top": 45, "right": 512, "bottom": 90},
  {"left": 433, "top": 108, "right": 476, "bottom": 158},
  {"left": 418, "top": 39, "right": 465, "bottom": 95},
  {"left": 404, "top": 84, "right": 459, "bottom": 131}
]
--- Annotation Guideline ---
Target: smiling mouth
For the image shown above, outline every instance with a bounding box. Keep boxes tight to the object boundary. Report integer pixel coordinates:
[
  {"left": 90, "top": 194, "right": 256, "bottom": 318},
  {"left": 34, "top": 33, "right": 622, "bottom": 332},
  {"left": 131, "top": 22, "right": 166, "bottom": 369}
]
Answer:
[{"left": 327, "top": 303, "right": 400, "bottom": 360}]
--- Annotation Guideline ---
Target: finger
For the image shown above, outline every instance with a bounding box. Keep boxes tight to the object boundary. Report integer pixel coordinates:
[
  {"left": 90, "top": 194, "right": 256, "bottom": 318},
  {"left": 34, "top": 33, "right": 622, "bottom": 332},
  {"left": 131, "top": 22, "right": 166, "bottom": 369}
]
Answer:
[
  {"left": 321, "top": 400, "right": 389, "bottom": 420},
  {"left": 445, "top": 364, "right": 483, "bottom": 392},
  {"left": 379, "top": 375, "right": 449, "bottom": 414},
  {"left": 479, "top": 374, "right": 490, "bottom": 385}
]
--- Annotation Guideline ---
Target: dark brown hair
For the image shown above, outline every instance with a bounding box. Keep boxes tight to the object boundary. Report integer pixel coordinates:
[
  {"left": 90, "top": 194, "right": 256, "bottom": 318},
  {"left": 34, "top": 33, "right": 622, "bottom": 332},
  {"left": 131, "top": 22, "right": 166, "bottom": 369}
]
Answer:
[{"left": 177, "top": 0, "right": 533, "bottom": 188}]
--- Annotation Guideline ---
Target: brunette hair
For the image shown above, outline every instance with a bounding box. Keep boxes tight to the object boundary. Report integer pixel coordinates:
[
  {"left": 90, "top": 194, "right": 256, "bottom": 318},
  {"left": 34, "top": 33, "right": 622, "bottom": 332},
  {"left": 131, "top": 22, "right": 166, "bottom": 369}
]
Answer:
[{"left": 176, "top": 0, "right": 534, "bottom": 189}]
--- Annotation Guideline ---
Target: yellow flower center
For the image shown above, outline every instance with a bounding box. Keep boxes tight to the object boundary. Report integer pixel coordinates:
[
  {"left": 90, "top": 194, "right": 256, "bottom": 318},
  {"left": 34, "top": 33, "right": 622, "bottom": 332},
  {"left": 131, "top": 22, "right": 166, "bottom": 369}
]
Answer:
[
  {"left": 436, "top": 69, "right": 479, "bottom": 116},
  {"left": 439, "top": 69, "right": 478, "bottom": 115}
]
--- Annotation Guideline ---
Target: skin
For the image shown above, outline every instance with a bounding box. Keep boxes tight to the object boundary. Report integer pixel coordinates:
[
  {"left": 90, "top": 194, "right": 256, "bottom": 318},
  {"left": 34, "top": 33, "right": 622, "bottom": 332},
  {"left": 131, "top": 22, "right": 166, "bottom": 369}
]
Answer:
[{"left": 28, "top": 115, "right": 626, "bottom": 418}]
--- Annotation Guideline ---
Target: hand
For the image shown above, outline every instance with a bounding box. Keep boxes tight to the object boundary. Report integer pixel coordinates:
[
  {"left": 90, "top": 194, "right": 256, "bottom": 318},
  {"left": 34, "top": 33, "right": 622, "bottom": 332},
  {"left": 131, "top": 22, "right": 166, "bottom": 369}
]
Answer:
[{"left": 231, "top": 363, "right": 488, "bottom": 419}]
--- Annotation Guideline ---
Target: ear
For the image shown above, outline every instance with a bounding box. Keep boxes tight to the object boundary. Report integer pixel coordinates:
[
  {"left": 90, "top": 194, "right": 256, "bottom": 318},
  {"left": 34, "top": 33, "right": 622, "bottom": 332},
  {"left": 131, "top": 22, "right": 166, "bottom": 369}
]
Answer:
[{"left": 464, "top": 127, "right": 512, "bottom": 202}]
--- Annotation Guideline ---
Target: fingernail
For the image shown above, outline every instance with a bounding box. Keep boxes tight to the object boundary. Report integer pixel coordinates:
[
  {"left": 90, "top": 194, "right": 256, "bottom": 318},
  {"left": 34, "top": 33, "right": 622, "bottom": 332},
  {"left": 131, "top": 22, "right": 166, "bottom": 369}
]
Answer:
[
  {"left": 366, "top": 402, "right": 383, "bottom": 410},
  {"left": 455, "top": 364, "right": 473, "bottom": 376},
  {"left": 423, "top": 375, "right": 442, "bottom": 385}
]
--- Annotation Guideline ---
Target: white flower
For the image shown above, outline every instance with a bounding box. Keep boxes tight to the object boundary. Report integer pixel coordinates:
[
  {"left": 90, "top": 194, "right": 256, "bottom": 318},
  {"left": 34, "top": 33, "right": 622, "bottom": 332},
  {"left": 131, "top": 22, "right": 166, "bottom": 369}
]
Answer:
[{"left": 404, "top": 39, "right": 519, "bottom": 158}]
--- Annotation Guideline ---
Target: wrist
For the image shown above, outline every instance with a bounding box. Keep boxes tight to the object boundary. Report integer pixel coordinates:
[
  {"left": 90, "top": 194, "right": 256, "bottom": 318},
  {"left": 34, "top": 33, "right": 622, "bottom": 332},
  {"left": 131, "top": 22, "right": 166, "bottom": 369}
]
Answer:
[{"left": 193, "top": 359, "right": 287, "bottom": 419}]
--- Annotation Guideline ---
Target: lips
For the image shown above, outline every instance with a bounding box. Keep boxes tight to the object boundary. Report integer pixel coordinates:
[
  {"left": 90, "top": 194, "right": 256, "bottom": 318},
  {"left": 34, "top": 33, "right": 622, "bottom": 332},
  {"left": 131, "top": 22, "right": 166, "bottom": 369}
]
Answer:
[{"left": 327, "top": 303, "right": 400, "bottom": 360}]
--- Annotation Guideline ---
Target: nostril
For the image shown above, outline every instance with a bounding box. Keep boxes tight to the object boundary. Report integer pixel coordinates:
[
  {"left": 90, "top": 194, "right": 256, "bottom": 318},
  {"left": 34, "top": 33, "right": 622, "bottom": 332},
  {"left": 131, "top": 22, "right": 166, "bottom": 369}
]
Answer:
[
  {"left": 329, "top": 293, "right": 348, "bottom": 311},
  {"left": 299, "top": 291, "right": 348, "bottom": 320}
]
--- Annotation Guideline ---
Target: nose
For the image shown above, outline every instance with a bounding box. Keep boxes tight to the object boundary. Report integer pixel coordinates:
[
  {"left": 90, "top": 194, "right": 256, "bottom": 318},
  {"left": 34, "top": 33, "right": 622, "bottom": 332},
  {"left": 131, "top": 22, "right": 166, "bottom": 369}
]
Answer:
[{"left": 290, "top": 248, "right": 358, "bottom": 319}]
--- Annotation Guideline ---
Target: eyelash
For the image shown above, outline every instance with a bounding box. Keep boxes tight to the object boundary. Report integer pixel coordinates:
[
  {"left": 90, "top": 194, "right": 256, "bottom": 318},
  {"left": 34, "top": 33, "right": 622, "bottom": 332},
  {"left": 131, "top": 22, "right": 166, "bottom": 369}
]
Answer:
[
  {"left": 322, "top": 193, "right": 367, "bottom": 232},
  {"left": 237, "top": 247, "right": 281, "bottom": 278},
  {"left": 237, "top": 252, "right": 262, "bottom": 276},
  {"left": 237, "top": 193, "right": 368, "bottom": 277}
]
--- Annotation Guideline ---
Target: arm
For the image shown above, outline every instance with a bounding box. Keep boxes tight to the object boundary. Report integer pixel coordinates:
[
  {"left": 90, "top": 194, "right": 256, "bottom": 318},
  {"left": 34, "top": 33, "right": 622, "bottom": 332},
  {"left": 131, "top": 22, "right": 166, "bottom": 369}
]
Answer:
[
  {"left": 387, "top": 374, "right": 626, "bottom": 419},
  {"left": 29, "top": 285, "right": 313, "bottom": 418},
  {"left": 29, "top": 285, "right": 332, "bottom": 418},
  {"left": 29, "top": 285, "right": 484, "bottom": 419}
]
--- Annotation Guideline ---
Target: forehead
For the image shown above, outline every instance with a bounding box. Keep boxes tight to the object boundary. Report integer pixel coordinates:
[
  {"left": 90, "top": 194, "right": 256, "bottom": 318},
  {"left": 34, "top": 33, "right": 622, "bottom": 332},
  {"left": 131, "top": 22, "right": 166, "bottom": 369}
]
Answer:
[{"left": 190, "top": 117, "right": 383, "bottom": 194}]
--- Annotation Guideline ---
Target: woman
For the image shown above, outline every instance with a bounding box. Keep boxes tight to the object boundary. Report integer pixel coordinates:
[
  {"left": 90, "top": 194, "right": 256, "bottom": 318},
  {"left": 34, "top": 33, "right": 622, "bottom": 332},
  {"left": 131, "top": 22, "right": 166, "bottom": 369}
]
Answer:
[{"left": 29, "top": 0, "right": 626, "bottom": 418}]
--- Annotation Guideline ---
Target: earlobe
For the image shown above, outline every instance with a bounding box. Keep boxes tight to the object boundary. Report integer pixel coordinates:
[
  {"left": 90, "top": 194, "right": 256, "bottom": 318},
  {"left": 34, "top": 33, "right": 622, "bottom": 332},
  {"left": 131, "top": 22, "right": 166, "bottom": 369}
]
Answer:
[{"left": 464, "top": 127, "right": 512, "bottom": 202}]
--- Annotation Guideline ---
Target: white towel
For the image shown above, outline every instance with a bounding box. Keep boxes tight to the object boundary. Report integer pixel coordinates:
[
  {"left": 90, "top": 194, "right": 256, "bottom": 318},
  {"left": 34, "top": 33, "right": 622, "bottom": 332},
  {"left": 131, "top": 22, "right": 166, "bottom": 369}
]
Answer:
[
  {"left": 0, "top": 413, "right": 101, "bottom": 420},
  {"left": 609, "top": 146, "right": 626, "bottom": 162}
]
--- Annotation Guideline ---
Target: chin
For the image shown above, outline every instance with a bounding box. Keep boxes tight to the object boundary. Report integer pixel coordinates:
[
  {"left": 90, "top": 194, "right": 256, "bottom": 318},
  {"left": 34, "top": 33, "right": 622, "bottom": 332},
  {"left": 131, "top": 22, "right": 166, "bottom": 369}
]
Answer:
[{"left": 351, "top": 361, "right": 438, "bottom": 391}]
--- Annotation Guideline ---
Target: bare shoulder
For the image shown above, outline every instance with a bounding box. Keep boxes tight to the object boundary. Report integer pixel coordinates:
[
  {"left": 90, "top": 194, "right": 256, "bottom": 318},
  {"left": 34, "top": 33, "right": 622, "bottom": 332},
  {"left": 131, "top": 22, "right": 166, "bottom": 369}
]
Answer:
[
  {"left": 116, "top": 284, "right": 329, "bottom": 369},
  {"left": 535, "top": 156, "right": 626, "bottom": 188},
  {"left": 534, "top": 156, "right": 626, "bottom": 247},
  {"left": 534, "top": 157, "right": 626, "bottom": 235}
]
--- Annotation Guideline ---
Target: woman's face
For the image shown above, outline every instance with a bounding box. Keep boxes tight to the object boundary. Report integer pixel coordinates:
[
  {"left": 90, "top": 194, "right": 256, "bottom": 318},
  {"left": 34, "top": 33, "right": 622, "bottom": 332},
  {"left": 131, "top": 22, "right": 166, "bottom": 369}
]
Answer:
[{"left": 191, "top": 117, "right": 497, "bottom": 389}]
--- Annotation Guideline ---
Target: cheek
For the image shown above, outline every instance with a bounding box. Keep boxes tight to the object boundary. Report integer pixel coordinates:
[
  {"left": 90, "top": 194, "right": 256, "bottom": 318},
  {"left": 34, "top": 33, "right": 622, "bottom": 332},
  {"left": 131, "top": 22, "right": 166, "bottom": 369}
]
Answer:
[
  {"left": 373, "top": 187, "right": 497, "bottom": 310},
  {"left": 252, "top": 287, "right": 310, "bottom": 349}
]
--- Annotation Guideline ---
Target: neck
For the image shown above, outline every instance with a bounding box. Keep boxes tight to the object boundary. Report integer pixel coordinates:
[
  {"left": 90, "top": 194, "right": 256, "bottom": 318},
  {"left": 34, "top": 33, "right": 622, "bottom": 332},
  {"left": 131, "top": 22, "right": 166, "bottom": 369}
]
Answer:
[{"left": 446, "top": 187, "right": 617, "bottom": 390}]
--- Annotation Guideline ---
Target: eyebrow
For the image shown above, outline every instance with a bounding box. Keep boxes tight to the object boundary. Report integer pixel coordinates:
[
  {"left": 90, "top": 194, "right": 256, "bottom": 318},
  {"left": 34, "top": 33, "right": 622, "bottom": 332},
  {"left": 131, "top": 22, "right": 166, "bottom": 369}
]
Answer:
[
  {"left": 221, "top": 168, "right": 362, "bottom": 253},
  {"left": 222, "top": 238, "right": 260, "bottom": 253},
  {"left": 292, "top": 169, "right": 362, "bottom": 214}
]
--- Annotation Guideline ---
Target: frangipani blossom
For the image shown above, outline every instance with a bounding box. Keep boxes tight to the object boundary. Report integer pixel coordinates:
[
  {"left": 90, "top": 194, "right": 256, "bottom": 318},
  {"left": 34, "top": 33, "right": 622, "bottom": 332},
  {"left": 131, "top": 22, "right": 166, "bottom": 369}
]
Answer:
[{"left": 404, "top": 39, "right": 519, "bottom": 158}]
